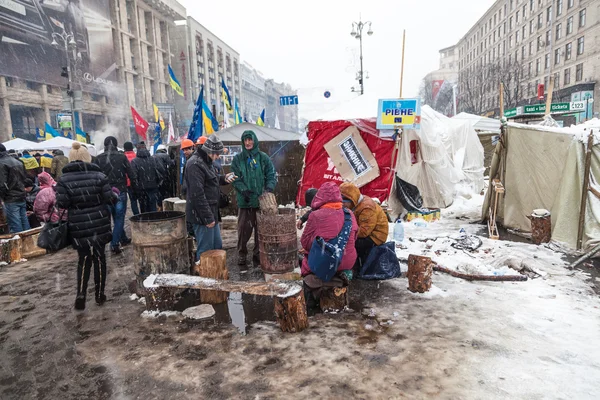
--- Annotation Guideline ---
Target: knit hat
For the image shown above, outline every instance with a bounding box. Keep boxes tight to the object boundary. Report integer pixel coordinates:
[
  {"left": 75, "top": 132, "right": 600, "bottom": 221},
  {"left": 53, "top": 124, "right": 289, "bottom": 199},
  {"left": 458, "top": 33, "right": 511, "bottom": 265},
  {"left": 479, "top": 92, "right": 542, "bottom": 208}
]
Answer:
[
  {"left": 104, "top": 136, "right": 118, "bottom": 148},
  {"left": 69, "top": 142, "right": 92, "bottom": 163},
  {"left": 203, "top": 135, "right": 224, "bottom": 154},
  {"left": 124, "top": 141, "right": 134, "bottom": 152},
  {"left": 0, "top": 144, "right": 5, "bottom": 152}
]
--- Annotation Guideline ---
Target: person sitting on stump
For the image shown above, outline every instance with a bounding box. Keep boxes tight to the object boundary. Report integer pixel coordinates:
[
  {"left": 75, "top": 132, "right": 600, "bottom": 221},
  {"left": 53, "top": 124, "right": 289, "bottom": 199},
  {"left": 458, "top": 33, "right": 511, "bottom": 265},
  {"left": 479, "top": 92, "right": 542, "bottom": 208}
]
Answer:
[
  {"left": 231, "top": 130, "right": 277, "bottom": 267},
  {"left": 340, "top": 182, "right": 389, "bottom": 273}
]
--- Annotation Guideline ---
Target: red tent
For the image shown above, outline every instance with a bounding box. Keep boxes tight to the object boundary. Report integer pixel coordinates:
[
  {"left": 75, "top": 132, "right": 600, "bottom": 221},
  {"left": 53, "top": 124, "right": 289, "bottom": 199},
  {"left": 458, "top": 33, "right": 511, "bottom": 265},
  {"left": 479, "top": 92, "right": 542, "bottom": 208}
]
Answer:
[{"left": 297, "top": 119, "right": 397, "bottom": 206}]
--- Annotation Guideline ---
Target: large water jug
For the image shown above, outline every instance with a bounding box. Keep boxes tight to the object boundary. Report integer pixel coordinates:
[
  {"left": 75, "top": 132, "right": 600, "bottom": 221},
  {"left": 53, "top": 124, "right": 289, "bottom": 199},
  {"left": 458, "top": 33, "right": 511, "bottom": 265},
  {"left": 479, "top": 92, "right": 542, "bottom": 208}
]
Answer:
[{"left": 393, "top": 219, "right": 404, "bottom": 247}]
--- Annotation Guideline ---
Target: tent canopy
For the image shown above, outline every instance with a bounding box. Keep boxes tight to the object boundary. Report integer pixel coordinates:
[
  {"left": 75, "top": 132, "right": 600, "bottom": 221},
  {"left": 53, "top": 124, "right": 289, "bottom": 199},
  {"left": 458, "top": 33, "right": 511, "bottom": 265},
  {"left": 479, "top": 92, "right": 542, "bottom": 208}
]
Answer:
[
  {"left": 30, "top": 137, "right": 97, "bottom": 156},
  {"left": 2, "top": 138, "right": 38, "bottom": 151},
  {"left": 215, "top": 122, "right": 300, "bottom": 142},
  {"left": 453, "top": 112, "right": 501, "bottom": 134}
]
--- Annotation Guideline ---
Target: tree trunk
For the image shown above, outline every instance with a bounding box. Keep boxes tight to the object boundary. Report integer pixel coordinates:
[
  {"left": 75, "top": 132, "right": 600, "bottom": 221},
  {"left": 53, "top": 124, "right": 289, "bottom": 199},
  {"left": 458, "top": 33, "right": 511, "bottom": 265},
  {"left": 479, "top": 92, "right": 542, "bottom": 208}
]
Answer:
[
  {"left": 319, "top": 286, "right": 348, "bottom": 312},
  {"left": 274, "top": 290, "right": 309, "bottom": 333},
  {"left": 407, "top": 254, "right": 433, "bottom": 293},
  {"left": 530, "top": 214, "right": 551, "bottom": 245},
  {"left": 259, "top": 192, "right": 278, "bottom": 215},
  {"left": 194, "top": 250, "right": 229, "bottom": 304}
]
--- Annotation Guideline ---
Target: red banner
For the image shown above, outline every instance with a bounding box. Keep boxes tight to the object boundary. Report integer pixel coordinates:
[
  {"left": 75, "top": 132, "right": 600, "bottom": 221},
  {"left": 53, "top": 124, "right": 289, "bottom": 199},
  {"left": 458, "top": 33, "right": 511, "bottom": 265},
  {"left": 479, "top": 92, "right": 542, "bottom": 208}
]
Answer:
[
  {"left": 537, "top": 84, "right": 545, "bottom": 100},
  {"left": 432, "top": 80, "right": 444, "bottom": 102},
  {"left": 131, "top": 106, "right": 149, "bottom": 140},
  {"left": 297, "top": 119, "right": 397, "bottom": 207}
]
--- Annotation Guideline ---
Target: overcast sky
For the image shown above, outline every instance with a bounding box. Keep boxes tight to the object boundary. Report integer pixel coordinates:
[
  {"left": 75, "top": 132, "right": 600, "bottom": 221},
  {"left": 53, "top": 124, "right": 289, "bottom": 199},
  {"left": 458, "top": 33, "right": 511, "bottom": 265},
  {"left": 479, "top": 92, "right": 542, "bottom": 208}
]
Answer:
[{"left": 179, "top": 0, "right": 495, "bottom": 120}]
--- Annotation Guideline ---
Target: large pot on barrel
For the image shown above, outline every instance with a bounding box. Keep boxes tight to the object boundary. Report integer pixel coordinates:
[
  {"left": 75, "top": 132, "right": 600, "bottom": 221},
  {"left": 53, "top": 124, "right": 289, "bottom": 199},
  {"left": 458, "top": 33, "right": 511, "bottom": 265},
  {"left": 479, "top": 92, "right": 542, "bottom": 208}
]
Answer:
[
  {"left": 130, "top": 211, "right": 190, "bottom": 295},
  {"left": 257, "top": 208, "right": 298, "bottom": 274}
]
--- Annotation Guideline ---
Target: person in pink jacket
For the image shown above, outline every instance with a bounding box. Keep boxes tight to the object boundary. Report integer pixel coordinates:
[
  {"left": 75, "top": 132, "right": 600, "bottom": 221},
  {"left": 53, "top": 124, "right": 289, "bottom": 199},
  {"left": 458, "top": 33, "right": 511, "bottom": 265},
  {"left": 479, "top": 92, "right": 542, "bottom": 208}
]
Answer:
[
  {"left": 33, "top": 172, "right": 67, "bottom": 223},
  {"left": 300, "top": 181, "right": 358, "bottom": 278}
]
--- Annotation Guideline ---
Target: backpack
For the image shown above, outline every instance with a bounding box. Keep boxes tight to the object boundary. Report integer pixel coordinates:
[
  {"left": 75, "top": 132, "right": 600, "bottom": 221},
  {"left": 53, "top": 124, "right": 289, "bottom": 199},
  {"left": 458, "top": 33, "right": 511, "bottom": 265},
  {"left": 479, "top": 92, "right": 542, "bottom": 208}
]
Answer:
[{"left": 308, "top": 208, "right": 352, "bottom": 282}]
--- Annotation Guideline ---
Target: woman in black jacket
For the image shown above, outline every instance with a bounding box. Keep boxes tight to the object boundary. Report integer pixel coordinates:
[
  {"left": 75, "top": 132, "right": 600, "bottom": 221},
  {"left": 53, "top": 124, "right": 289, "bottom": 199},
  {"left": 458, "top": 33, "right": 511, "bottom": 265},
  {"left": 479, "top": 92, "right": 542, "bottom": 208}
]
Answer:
[{"left": 56, "top": 142, "right": 116, "bottom": 310}]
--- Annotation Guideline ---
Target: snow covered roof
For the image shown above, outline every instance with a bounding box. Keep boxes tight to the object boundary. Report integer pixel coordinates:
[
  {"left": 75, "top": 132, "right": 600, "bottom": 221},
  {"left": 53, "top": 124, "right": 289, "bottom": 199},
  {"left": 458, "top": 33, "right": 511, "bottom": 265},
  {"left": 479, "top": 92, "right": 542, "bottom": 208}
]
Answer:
[
  {"left": 215, "top": 122, "right": 300, "bottom": 142},
  {"left": 453, "top": 112, "right": 501, "bottom": 134},
  {"left": 1, "top": 138, "right": 38, "bottom": 151}
]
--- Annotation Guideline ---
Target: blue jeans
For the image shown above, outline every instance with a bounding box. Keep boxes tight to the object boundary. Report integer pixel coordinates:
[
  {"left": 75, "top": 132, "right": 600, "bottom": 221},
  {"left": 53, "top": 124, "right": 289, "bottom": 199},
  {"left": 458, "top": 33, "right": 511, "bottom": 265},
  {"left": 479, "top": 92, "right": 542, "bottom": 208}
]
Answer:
[
  {"left": 139, "top": 189, "right": 159, "bottom": 214},
  {"left": 193, "top": 223, "right": 222, "bottom": 261},
  {"left": 128, "top": 188, "right": 140, "bottom": 216},
  {"left": 4, "top": 201, "right": 31, "bottom": 233},
  {"left": 110, "top": 192, "right": 128, "bottom": 249}
]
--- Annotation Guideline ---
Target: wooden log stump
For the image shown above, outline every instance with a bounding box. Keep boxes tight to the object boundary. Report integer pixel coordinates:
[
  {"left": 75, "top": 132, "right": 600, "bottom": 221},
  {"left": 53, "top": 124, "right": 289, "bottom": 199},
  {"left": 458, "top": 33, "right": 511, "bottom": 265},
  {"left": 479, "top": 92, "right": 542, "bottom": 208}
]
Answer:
[
  {"left": 529, "top": 213, "right": 551, "bottom": 245},
  {"left": 195, "top": 250, "right": 229, "bottom": 304},
  {"left": 259, "top": 192, "right": 278, "bottom": 215},
  {"left": 407, "top": 254, "right": 433, "bottom": 293},
  {"left": 0, "top": 237, "right": 23, "bottom": 263},
  {"left": 319, "top": 286, "right": 348, "bottom": 312},
  {"left": 274, "top": 290, "right": 309, "bottom": 333}
]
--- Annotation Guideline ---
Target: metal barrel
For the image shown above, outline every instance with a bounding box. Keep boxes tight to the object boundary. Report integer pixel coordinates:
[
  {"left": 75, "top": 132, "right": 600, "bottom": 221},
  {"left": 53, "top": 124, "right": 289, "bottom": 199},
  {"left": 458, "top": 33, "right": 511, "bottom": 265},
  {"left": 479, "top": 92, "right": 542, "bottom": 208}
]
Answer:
[
  {"left": 130, "top": 211, "right": 190, "bottom": 295},
  {"left": 257, "top": 208, "right": 298, "bottom": 274}
]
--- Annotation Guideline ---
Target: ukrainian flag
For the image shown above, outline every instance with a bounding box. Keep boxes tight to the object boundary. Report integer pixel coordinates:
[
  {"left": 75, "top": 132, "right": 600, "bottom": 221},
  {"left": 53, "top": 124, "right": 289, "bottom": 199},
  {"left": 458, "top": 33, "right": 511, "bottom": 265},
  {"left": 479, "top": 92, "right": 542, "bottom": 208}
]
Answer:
[
  {"left": 76, "top": 127, "right": 87, "bottom": 143},
  {"left": 153, "top": 103, "right": 165, "bottom": 131},
  {"left": 202, "top": 98, "right": 219, "bottom": 135},
  {"left": 36, "top": 128, "right": 45, "bottom": 141},
  {"left": 168, "top": 64, "right": 184, "bottom": 97},
  {"left": 188, "top": 87, "right": 204, "bottom": 142},
  {"left": 221, "top": 77, "right": 233, "bottom": 114},
  {"left": 257, "top": 109, "right": 265, "bottom": 127},
  {"left": 234, "top": 99, "right": 243, "bottom": 125},
  {"left": 44, "top": 122, "right": 60, "bottom": 140}
]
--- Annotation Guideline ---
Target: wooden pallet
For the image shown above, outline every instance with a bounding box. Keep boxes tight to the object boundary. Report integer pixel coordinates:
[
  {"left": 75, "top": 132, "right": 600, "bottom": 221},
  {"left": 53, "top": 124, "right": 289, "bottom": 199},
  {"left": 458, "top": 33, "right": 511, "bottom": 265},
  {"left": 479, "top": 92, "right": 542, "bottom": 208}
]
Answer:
[{"left": 487, "top": 179, "right": 505, "bottom": 240}]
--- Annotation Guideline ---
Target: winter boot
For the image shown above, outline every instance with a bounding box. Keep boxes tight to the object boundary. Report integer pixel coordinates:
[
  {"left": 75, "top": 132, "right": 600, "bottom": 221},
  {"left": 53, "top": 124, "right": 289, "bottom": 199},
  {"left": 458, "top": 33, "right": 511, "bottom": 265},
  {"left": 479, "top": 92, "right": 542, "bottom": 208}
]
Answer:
[
  {"left": 95, "top": 293, "right": 107, "bottom": 306},
  {"left": 74, "top": 295, "right": 86, "bottom": 310}
]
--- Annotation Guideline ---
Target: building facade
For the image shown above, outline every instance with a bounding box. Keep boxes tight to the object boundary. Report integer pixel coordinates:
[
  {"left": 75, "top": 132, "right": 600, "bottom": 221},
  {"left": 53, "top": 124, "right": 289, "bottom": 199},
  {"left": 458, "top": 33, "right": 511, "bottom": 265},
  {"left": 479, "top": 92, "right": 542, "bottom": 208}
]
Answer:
[
  {"left": 455, "top": 0, "right": 598, "bottom": 120},
  {"left": 240, "top": 62, "right": 266, "bottom": 123},
  {"left": 265, "top": 79, "right": 298, "bottom": 132},
  {"left": 0, "top": 0, "right": 185, "bottom": 143}
]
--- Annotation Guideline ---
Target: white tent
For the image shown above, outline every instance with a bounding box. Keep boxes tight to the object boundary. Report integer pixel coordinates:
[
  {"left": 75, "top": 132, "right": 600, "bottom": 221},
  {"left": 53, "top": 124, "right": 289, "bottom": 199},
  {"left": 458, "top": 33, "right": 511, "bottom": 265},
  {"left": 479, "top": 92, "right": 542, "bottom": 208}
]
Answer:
[
  {"left": 453, "top": 112, "right": 501, "bottom": 134},
  {"left": 214, "top": 122, "right": 300, "bottom": 142},
  {"left": 2, "top": 138, "right": 38, "bottom": 151},
  {"left": 29, "top": 137, "right": 97, "bottom": 156}
]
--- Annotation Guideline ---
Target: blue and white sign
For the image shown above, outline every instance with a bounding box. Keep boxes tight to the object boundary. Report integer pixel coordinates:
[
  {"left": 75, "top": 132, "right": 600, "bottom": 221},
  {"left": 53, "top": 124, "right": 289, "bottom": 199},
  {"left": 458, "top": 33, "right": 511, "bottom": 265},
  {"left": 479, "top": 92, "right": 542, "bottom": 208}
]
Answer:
[
  {"left": 279, "top": 95, "right": 299, "bottom": 106},
  {"left": 324, "top": 91, "right": 331, "bottom": 98},
  {"left": 376, "top": 98, "right": 422, "bottom": 130}
]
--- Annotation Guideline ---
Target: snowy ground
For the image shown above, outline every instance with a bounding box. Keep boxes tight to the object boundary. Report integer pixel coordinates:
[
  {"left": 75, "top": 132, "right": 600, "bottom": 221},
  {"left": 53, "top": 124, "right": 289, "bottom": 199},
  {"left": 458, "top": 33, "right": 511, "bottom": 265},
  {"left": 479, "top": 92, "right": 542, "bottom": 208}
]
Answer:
[{"left": 0, "top": 197, "right": 599, "bottom": 399}]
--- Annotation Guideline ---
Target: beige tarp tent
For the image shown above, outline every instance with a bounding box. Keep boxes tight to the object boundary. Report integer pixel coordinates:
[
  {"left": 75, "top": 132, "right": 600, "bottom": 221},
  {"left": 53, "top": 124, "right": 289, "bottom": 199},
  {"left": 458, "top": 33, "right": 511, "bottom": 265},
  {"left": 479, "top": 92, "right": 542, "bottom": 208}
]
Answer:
[{"left": 483, "top": 121, "right": 600, "bottom": 250}]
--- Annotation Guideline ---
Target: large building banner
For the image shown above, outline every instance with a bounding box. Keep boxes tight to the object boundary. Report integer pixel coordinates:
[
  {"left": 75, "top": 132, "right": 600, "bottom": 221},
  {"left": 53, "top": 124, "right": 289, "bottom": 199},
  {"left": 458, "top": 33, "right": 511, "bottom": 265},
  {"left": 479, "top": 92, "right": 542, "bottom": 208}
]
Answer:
[{"left": 0, "top": 0, "right": 116, "bottom": 93}]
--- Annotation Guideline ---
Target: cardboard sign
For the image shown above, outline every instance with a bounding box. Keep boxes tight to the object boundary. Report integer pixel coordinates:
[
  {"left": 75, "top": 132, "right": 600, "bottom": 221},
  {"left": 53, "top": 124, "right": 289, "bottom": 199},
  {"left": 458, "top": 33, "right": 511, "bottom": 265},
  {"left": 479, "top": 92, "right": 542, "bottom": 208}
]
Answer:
[{"left": 323, "top": 126, "right": 380, "bottom": 188}]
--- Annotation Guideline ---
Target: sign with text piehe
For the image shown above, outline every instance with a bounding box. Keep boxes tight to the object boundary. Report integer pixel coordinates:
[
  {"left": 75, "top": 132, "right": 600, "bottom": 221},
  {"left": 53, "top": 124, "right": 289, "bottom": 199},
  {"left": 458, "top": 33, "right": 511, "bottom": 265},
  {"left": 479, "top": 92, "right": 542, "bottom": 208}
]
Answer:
[{"left": 377, "top": 98, "right": 422, "bottom": 130}]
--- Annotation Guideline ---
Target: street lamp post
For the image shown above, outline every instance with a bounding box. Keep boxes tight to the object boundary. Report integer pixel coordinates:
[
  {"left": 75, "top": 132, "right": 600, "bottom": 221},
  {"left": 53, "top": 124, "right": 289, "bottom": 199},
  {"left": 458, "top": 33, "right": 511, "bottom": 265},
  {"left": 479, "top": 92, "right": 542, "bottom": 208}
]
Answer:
[
  {"left": 51, "top": 32, "right": 77, "bottom": 131},
  {"left": 350, "top": 18, "right": 373, "bottom": 95}
]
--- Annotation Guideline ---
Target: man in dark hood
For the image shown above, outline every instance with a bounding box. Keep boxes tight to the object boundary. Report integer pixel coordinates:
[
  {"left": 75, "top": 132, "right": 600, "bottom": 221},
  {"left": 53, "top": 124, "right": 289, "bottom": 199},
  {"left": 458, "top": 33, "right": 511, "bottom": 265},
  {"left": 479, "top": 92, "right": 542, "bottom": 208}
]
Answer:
[
  {"left": 230, "top": 130, "right": 277, "bottom": 267},
  {"left": 131, "top": 143, "right": 165, "bottom": 213},
  {"left": 96, "top": 136, "right": 137, "bottom": 254}
]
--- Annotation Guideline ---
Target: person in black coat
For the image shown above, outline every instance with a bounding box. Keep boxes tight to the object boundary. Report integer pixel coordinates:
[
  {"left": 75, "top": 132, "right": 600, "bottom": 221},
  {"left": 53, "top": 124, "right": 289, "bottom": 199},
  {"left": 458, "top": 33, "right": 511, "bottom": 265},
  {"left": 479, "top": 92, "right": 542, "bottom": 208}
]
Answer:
[
  {"left": 153, "top": 145, "right": 175, "bottom": 207},
  {"left": 0, "top": 144, "right": 31, "bottom": 233},
  {"left": 184, "top": 135, "right": 235, "bottom": 261},
  {"left": 56, "top": 142, "right": 116, "bottom": 310},
  {"left": 131, "top": 144, "right": 165, "bottom": 213}
]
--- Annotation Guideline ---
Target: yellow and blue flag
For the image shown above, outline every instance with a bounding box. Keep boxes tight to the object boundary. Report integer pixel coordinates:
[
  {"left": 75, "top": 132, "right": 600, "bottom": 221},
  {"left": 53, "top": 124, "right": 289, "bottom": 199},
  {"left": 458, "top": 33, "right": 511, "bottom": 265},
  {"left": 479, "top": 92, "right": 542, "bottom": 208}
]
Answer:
[
  {"left": 234, "top": 99, "right": 243, "bottom": 125},
  {"left": 202, "top": 96, "right": 219, "bottom": 135},
  {"left": 257, "top": 109, "right": 265, "bottom": 126},
  {"left": 153, "top": 103, "right": 165, "bottom": 131},
  {"left": 221, "top": 77, "right": 233, "bottom": 115},
  {"left": 75, "top": 127, "right": 87, "bottom": 143},
  {"left": 168, "top": 64, "right": 184, "bottom": 97},
  {"left": 44, "top": 122, "right": 60, "bottom": 140},
  {"left": 36, "top": 128, "right": 45, "bottom": 141}
]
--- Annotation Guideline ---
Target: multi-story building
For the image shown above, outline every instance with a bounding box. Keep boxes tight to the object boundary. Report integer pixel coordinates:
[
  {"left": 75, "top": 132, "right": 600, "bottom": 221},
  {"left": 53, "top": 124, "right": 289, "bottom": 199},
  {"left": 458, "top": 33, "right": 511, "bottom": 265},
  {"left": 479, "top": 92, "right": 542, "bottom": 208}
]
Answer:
[
  {"left": 170, "top": 17, "right": 241, "bottom": 126},
  {"left": 421, "top": 45, "right": 459, "bottom": 115},
  {"left": 240, "top": 62, "right": 266, "bottom": 123},
  {"left": 0, "top": 0, "right": 185, "bottom": 143},
  {"left": 455, "top": 0, "right": 598, "bottom": 121},
  {"left": 265, "top": 79, "right": 299, "bottom": 132}
]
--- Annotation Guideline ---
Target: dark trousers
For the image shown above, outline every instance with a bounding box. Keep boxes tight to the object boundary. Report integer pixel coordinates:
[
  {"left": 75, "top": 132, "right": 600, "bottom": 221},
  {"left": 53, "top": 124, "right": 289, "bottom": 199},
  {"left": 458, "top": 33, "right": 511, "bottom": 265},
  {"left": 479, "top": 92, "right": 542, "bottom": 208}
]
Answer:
[
  {"left": 354, "top": 237, "right": 376, "bottom": 273},
  {"left": 76, "top": 245, "right": 107, "bottom": 299},
  {"left": 138, "top": 189, "right": 159, "bottom": 213},
  {"left": 128, "top": 188, "right": 140, "bottom": 216},
  {"left": 237, "top": 208, "right": 260, "bottom": 261}
]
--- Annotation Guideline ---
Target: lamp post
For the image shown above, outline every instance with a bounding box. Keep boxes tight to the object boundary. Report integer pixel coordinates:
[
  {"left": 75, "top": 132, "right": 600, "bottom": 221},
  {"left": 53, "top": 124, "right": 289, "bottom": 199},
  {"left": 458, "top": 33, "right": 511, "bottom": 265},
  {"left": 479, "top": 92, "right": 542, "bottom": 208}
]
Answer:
[
  {"left": 51, "top": 31, "right": 77, "bottom": 131},
  {"left": 350, "top": 18, "right": 373, "bottom": 95}
]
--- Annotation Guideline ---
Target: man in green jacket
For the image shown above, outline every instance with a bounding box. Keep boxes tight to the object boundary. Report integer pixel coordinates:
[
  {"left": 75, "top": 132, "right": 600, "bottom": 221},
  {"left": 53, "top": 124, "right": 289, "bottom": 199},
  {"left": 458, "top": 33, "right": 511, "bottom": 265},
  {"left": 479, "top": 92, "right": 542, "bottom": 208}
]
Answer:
[{"left": 231, "top": 130, "right": 277, "bottom": 267}]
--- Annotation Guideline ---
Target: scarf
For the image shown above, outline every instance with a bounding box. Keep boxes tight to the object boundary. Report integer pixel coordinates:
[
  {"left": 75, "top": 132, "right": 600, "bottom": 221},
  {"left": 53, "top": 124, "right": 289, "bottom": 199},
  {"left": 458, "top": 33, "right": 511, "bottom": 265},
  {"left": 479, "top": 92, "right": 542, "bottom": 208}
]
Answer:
[{"left": 320, "top": 202, "right": 343, "bottom": 210}]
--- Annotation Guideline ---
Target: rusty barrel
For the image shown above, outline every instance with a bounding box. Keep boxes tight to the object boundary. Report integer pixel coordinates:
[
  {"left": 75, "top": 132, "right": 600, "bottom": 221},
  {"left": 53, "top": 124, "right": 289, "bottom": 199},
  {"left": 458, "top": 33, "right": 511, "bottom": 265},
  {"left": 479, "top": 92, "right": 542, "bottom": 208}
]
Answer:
[
  {"left": 130, "top": 211, "right": 190, "bottom": 295},
  {"left": 257, "top": 208, "right": 297, "bottom": 274}
]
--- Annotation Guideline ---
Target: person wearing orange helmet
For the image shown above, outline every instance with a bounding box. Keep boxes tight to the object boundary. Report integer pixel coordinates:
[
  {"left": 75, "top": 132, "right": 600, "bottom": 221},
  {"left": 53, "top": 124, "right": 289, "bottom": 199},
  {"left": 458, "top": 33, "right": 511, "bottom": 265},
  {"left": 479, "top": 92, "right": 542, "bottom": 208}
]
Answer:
[
  {"left": 196, "top": 136, "right": 208, "bottom": 147},
  {"left": 181, "top": 139, "right": 195, "bottom": 159}
]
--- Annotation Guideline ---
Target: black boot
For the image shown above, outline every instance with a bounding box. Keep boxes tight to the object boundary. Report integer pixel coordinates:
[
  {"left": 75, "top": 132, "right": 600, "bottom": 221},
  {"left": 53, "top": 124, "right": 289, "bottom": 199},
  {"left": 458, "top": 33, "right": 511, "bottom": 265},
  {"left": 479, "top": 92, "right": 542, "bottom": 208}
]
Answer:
[
  {"left": 74, "top": 295, "right": 86, "bottom": 310},
  {"left": 95, "top": 293, "right": 107, "bottom": 306}
]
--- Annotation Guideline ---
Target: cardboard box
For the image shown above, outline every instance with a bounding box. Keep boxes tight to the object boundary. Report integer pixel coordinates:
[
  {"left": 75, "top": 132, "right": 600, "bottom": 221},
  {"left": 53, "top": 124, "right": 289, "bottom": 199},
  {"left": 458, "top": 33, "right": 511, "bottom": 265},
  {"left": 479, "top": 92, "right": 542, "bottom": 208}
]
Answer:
[{"left": 323, "top": 126, "right": 380, "bottom": 188}]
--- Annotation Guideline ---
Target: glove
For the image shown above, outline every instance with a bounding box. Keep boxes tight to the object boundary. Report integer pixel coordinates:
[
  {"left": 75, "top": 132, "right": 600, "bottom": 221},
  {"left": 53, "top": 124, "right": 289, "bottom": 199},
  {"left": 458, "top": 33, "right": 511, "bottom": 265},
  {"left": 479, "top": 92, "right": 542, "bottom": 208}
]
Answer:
[{"left": 242, "top": 190, "right": 253, "bottom": 203}]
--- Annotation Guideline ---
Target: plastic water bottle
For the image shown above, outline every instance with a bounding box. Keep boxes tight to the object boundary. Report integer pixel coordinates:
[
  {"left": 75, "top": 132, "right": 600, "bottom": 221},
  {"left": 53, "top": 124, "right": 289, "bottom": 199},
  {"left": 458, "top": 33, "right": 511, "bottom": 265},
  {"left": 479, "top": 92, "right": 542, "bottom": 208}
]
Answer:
[{"left": 394, "top": 219, "right": 404, "bottom": 247}]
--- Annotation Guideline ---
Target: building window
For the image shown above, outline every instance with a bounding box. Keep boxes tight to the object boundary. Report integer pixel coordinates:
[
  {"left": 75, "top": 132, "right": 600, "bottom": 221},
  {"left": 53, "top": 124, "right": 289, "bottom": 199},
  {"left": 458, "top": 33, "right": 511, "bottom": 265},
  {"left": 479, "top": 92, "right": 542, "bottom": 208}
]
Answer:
[
  {"left": 564, "top": 68, "right": 571, "bottom": 84},
  {"left": 546, "top": 30, "right": 551, "bottom": 46},
  {"left": 516, "top": 11, "right": 520, "bottom": 24},
  {"left": 26, "top": 81, "right": 38, "bottom": 91},
  {"left": 554, "top": 72, "right": 560, "bottom": 88},
  {"left": 530, "top": 0, "right": 534, "bottom": 11},
  {"left": 528, "top": 62, "right": 533, "bottom": 76},
  {"left": 565, "top": 42, "right": 572, "bottom": 59},
  {"left": 529, "top": 41, "right": 533, "bottom": 55},
  {"left": 537, "top": 35, "right": 542, "bottom": 50},
  {"left": 547, "top": 6, "right": 552, "bottom": 23},
  {"left": 516, "top": 31, "right": 520, "bottom": 43},
  {"left": 577, "top": 36, "right": 584, "bottom": 55},
  {"left": 538, "top": 13, "right": 543, "bottom": 29},
  {"left": 536, "top": 58, "right": 541, "bottom": 74},
  {"left": 566, "top": 16, "right": 573, "bottom": 35},
  {"left": 46, "top": 85, "right": 53, "bottom": 94},
  {"left": 579, "top": 9, "right": 586, "bottom": 27},
  {"left": 575, "top": 63, "right": 583, "bottom": 81},
  {"left": 545, "top": 53, "right": 550, "bottom": 69},
  {"left": 567, "top": 0, "right": 574, "bottom": 9},
  {"left": 555, "top": 48, "right": 561, "bottom": 64},
  {"left": 556, "top": 23, "right": 562, "bottom": 40},
  {"left": 544, "top": 76, "right": 548, "bottom": 90},
  {"left": 530, "top": 20, "right": 535, "bottom": 33},
  {"left": 522, "top": 45, "right": 526, "bottom": 59},
  {"left": 556, "top": 0, "right": 562, "bottom": 16},
  {"left": 509, "top": 16, "right": 513, "bottom": 30}
]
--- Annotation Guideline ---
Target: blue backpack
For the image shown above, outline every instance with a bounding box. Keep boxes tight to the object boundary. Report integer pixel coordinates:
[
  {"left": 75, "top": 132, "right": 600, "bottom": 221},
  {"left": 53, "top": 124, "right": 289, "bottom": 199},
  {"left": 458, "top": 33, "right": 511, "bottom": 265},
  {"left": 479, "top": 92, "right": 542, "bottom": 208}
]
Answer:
[{"left": 308, "top": 208, "right": 352, "bottom": 282}]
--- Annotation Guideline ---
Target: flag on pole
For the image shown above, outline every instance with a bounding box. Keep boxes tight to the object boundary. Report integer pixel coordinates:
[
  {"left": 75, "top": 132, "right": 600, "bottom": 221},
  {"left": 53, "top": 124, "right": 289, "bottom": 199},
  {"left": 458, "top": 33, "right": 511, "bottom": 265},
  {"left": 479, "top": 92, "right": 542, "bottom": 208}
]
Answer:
[
  {"left": 152, "top": 123, "right": 162, "bottom": 155},
  {"left": 153, "top": 103, "right": 165, "bottom": 131},
  {"left": 221, "top": 77, "right": 233, "bottom": 115},
  {"left": 222, "top": 101, "right": 231, "bottom": 129},
  {"left": 188, "top": 87, "right": 204, "bottom": 142},
  {"left": 168, "top": 112, "right": 175, "bottom": 143},
  {"left": 36, "top": 128, "right": 45, "bottom": 141},
  {"left": 274, "top": 112, "right": 281, "bottom": 129},
  {"left": 75, "top": 127, "right": 87, "bottom": 143},
  {"left": 168, "top": 64, "right": 184, "bottom": 97},
  {"left": 257, "top": 109, "right": 265, "bottom": 126},
  {"left": 202, "top": 97, "right": 219, "bottom": 135},
  {"left": 234, "top": 100, "right": 243, "bottom": 125},
  {"left": 131, "top": 106, "right": 149, "bottom": 140},
  {"left": 44, "top": 122, "right": 60, "bottom": 139}
]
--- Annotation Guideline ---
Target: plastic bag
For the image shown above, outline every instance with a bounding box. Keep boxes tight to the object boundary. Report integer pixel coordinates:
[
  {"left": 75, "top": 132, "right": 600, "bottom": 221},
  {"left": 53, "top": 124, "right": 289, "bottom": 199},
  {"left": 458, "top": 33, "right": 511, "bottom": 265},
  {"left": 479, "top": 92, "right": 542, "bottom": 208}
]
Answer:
[
  {"left": 357, "top": 242, "right": 402, "bottom": 280},
  {"left": 395, "top": 176, "right": 423, "bottom": 212}
]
